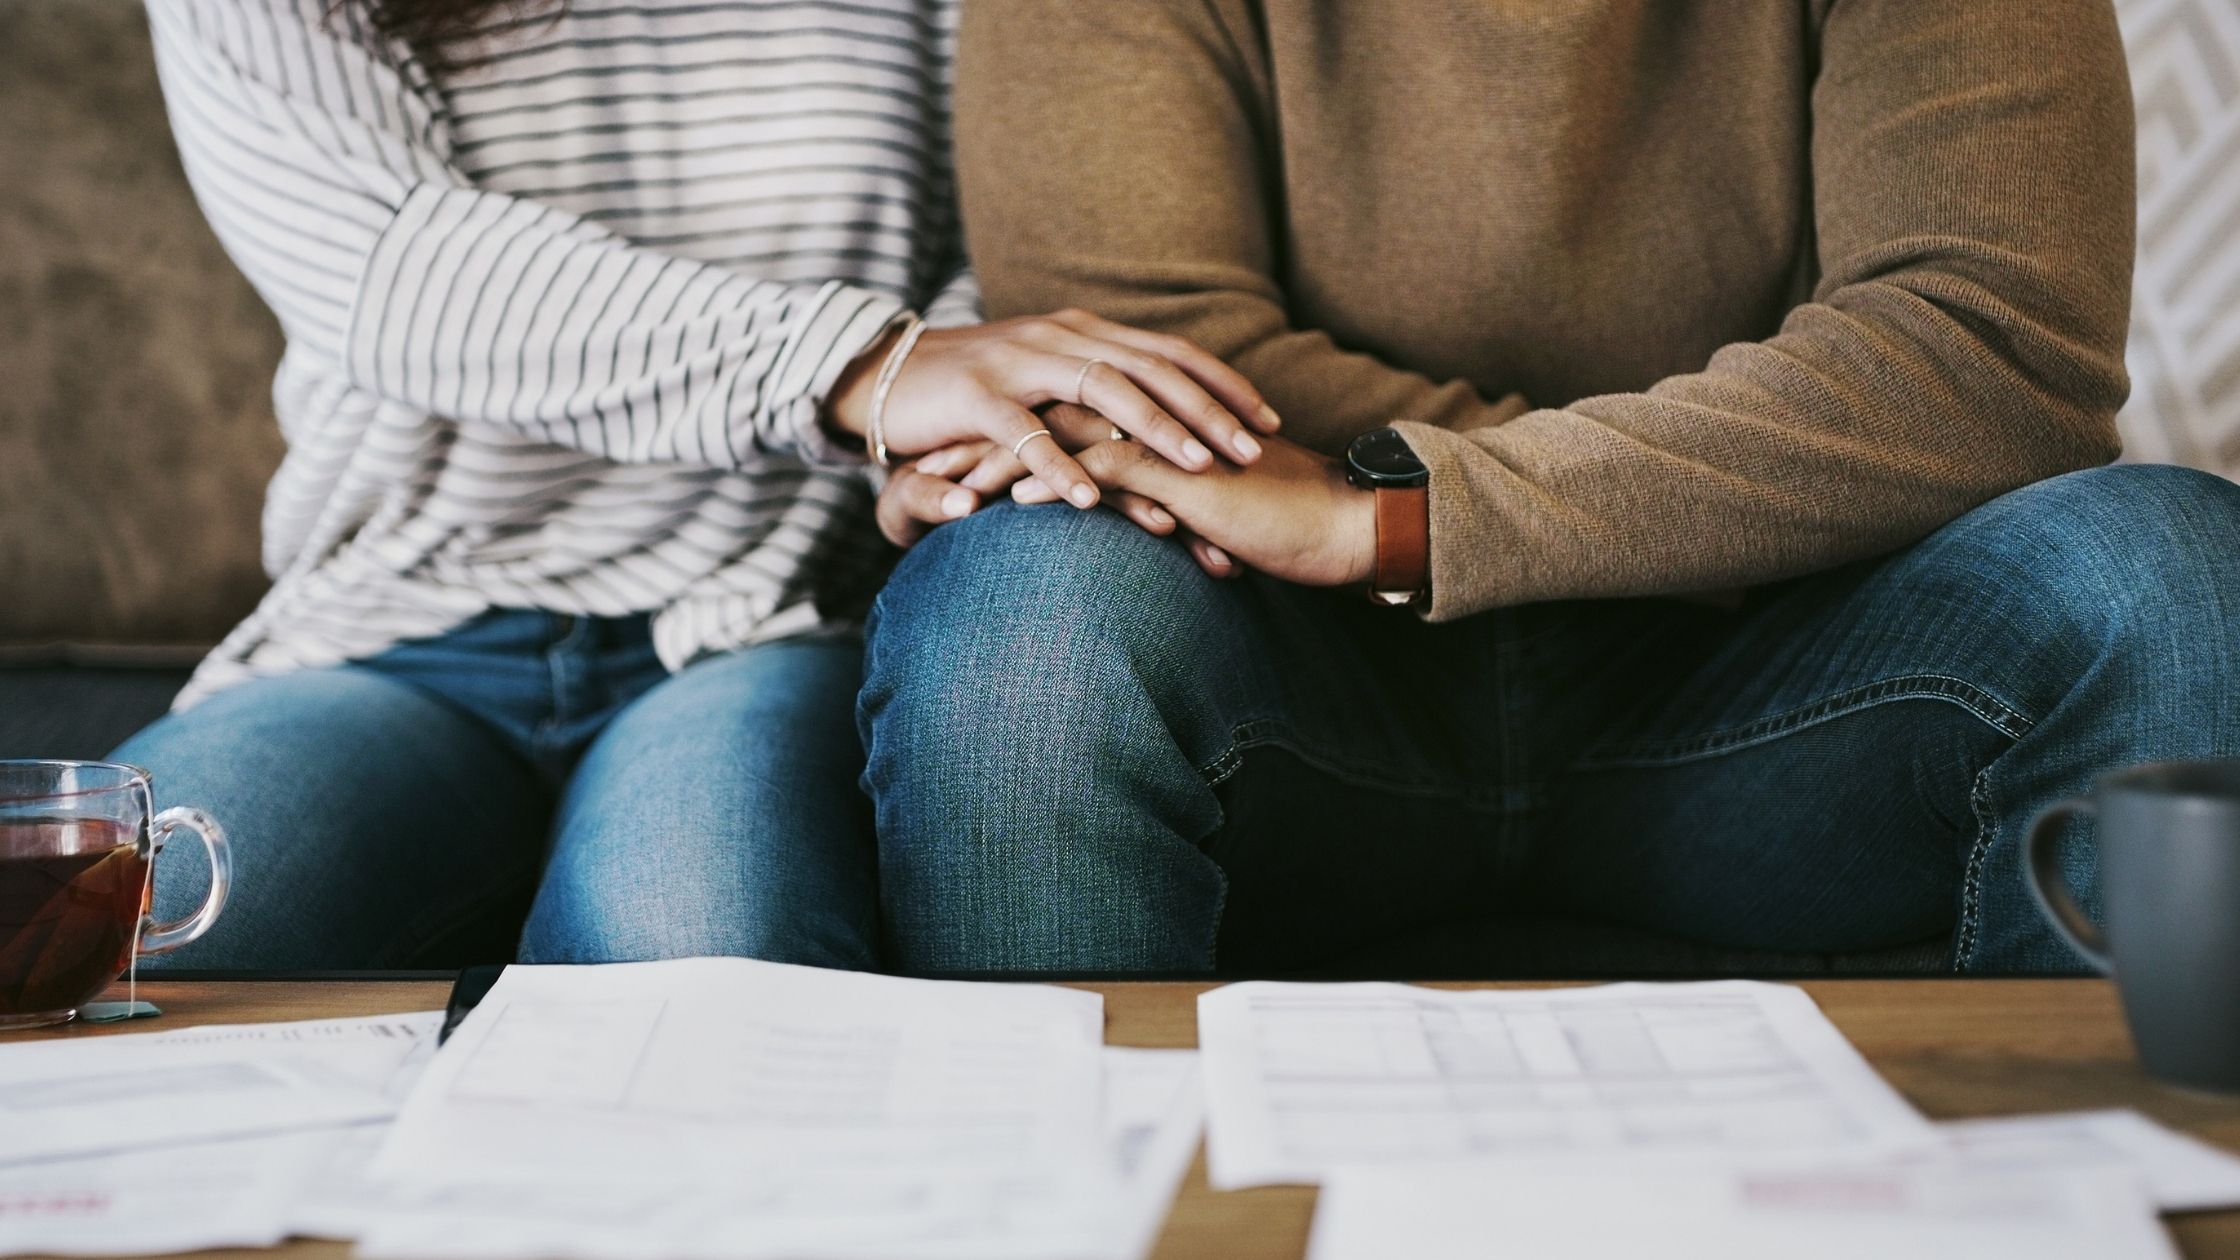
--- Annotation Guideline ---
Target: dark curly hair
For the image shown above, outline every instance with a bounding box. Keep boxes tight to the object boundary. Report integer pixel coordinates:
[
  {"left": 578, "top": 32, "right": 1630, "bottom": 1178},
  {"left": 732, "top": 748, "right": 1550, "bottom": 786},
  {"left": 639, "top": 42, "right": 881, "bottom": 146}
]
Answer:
[{"left": 339, "top": 0, "right": 563, "bottom": 68}]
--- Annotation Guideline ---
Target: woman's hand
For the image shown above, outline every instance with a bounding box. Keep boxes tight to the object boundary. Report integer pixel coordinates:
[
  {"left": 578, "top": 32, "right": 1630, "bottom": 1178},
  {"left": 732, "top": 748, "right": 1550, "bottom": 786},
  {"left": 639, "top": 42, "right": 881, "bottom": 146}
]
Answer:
[
  {"left": 1013, "top": 428, "right": 1379, "bottom": 587},
  {"left": 829, "top": 309, "right": 1279, "bottom": 511}
]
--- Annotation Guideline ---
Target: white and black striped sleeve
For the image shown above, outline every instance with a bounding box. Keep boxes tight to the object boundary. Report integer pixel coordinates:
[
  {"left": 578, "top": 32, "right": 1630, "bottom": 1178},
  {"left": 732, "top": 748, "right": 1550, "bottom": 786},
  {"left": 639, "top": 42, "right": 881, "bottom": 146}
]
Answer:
[
  {"left": 145, "top": 0, "right": 905, "bottom": 468},
  {"left": 921, "top": 265, "right": 982, "bottom": 330}
]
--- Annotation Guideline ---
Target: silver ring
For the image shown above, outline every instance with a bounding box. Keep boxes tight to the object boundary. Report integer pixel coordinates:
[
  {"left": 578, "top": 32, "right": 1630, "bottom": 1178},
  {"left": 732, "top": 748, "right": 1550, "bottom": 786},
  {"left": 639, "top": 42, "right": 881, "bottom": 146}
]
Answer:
[
  {"left": 1010, "top": 428, "right": 1055, "bottom": 458},
  {"left": 1072, "top": 358, "right": 1107, "bottom": 406}
]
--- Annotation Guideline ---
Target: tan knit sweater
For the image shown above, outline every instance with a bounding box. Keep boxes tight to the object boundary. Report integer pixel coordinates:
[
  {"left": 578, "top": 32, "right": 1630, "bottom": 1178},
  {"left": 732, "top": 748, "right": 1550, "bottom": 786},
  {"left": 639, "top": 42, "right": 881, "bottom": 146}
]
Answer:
[{"left": 956, "top": 0, "right": 2136, "bottom": 619}]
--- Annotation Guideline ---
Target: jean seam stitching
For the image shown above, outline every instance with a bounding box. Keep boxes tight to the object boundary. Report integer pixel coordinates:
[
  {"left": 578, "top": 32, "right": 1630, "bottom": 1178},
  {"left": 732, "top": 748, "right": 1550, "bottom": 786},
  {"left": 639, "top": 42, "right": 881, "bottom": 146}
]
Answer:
[
  {"left": 1196, "top": 721, "right": 1514, "bottom": 806},
  {"left": 1954, "top": 763, "right": 1999, "bottom": 974},
  {"left": 1196, "top": 744, "right": 1241, "bottom": 970},
  {"left": 1570, "top": 674, "right": 2035, "bottom": 769}
]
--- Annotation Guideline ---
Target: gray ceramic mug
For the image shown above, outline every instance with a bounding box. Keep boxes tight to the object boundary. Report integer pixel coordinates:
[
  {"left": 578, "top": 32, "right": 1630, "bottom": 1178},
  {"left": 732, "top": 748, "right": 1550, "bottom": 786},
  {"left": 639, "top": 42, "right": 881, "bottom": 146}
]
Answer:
[{"left": 2027, "top": 759, "right": 2240, "bottom": 1093}]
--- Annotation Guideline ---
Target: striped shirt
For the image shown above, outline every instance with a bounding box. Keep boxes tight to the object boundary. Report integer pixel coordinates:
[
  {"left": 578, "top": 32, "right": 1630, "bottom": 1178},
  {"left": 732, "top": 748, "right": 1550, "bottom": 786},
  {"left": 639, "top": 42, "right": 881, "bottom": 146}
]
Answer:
[{"left": 146, "top": 0, "right": 977, "bottom": 708}]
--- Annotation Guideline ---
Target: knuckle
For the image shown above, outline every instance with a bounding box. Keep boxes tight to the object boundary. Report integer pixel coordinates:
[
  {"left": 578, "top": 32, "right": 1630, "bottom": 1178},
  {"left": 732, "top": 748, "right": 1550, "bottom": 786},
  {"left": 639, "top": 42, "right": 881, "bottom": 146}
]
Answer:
[
  {"left": 1151, "top": 332, "right": 1199, "bottom": 360},
  {"left": 1112, "top": 348, "right": 1164, "bottom": 377},
  {"left": 1026, "top": 444, "right": 1069, "bottom": 476},
  {"left": 1096, "top": 442, "right": 1151, "bottom": 476}
]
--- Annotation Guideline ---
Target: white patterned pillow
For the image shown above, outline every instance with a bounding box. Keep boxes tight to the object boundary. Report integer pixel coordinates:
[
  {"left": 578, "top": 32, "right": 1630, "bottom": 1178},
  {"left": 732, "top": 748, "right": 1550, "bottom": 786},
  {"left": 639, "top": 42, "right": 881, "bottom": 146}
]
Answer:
[{"left": 2115, "top": 0, "right": 2240, "bottom": 476}]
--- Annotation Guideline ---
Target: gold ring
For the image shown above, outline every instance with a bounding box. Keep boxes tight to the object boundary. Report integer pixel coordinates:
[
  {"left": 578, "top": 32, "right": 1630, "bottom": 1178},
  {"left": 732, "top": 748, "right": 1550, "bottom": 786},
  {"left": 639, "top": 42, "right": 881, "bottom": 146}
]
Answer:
[
  {"left": 1072, "top": 358, "right": 1107, "bottom": 406},
  {"left": 1010, "top": 428, "right": 1055, "bottom": 458}
]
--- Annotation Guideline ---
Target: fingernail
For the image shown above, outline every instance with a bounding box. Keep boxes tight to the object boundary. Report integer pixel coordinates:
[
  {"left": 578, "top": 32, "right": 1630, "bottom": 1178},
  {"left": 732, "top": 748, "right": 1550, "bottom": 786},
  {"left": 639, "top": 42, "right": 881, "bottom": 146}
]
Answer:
[
  {"left": 1206, "top": 544, "right": 1231, "bottom": 567},
  {"left": 1182, "top": 438, "right": 1213, "bottom": 468},
  {"left": 1147, "top": 507, "right": 1174, "bottom": 528},
  {"left": 1232, "top": 431, "right": 1262, "bottom": 460},
  {"left": 942, "top": 489, "right": 974, "bottom": 518},
  {"left": 1069, "top": 484, "right": 1097, "bottom": 509},
  {"left": 1257, "top": 404, "right": 1281, "bottom": 431}
]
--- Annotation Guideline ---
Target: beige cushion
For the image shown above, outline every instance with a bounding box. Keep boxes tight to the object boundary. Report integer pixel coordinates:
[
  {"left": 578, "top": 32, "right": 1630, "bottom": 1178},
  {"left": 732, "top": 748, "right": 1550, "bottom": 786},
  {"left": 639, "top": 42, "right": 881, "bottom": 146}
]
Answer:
[
  {"left": 0, "top": 0, "right": 281, "bottom": 653},
  {"left": 2115, "top": 0, "right": 2240, "bottom": 476}
]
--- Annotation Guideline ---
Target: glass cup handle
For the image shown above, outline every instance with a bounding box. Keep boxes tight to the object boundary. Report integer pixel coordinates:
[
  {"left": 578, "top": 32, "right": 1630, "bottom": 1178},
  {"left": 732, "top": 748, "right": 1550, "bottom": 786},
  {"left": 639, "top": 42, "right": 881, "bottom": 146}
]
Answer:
[
  {"left": 138, "top": 806, "right": 231, "bottom": 956},
  {"left": 2025, "top": 796, "right": 2112, "bottom": 974}
]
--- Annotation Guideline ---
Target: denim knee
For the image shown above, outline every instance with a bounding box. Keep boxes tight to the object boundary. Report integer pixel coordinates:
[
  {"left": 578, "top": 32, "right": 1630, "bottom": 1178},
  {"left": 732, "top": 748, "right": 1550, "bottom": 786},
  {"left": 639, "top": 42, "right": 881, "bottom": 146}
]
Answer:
[
  {"left": 860, "top": 502, "right": 1231, "bottom": 972},
  {"left": 1923, "top": 465, "right": 2240, "bottom": 972},
  {"left": 1919, "top": 464, "right": 2240, "bottom": 669},
  {"left": 862, "top": 501, "right": 1223, "bottom": 766}
]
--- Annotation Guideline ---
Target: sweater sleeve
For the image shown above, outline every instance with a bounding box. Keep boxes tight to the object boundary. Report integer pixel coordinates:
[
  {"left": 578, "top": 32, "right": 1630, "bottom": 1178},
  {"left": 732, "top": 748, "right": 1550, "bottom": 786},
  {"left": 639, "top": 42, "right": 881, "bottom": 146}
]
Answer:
[
  {"left": 955, "top": 0, "right": 2135, "bottom": 619},
  {"left": 146, "top": 0, "right": 908, "bottom": 469}
]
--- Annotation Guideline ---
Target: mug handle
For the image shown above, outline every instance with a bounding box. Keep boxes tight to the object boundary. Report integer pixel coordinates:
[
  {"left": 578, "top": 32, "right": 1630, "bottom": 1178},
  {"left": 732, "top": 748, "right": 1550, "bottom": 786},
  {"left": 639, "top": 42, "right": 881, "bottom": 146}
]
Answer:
[
  {"left": 2025, "top": 797, "right": 2113, "bottom": 974},
  {"left": 138, "top": 807, "right": 231, "bottom": 956}
]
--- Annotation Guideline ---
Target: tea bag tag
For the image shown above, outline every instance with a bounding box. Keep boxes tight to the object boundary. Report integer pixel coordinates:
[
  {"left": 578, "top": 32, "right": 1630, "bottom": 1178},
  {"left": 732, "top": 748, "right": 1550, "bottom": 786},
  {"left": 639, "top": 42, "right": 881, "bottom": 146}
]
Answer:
[
  {"left": 81, "top": 1000, "right": 162, "bottom": 1023},
  {"left": 100, "top": 845, "right": 162, "bottom": 1025}
]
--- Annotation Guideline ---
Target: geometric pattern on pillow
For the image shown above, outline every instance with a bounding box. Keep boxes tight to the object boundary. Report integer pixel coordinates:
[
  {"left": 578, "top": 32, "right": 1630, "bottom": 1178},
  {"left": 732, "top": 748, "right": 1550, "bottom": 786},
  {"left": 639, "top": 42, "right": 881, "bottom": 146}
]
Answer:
[{"left": 2114, "top": 0, "right": 2240, "bottom": 477}]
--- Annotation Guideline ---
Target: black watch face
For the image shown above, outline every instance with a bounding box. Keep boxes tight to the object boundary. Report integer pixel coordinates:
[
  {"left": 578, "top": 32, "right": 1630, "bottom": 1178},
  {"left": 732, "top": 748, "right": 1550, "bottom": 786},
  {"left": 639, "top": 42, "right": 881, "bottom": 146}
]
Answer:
[{"left": 1348, "top": 427, "right": 1428, "bottom": 488}]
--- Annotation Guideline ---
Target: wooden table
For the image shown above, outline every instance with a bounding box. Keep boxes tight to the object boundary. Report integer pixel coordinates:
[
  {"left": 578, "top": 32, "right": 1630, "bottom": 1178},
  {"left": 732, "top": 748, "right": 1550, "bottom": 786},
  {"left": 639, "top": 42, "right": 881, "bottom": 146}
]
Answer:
[{"left": 21, "top": 978, "right": 2240, "bottom": 1259}]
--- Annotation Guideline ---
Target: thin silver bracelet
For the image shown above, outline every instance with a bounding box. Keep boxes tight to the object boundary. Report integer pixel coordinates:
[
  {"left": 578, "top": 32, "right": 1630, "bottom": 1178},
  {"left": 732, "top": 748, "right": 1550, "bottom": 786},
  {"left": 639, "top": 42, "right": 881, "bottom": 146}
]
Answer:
[{"left": 867, "top": 316, "right": 928, "bottom": 468}]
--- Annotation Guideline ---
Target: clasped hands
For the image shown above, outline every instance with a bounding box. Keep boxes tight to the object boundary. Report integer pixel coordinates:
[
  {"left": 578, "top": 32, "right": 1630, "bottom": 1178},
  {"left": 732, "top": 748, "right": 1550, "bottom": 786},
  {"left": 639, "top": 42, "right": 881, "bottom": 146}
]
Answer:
[{"left": 827, "top": 310, "right": 1375, "bottom": 587}]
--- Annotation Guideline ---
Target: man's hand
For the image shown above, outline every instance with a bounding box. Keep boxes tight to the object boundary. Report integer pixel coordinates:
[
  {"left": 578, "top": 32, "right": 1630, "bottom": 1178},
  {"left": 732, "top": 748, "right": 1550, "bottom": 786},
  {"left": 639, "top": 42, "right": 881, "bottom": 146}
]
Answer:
[
  {"left": 1014, "top": 428, "right": 1379, "bottom": 588},
  {"left": 874, "top": 435, "right": 1178, "bottom": 548}
]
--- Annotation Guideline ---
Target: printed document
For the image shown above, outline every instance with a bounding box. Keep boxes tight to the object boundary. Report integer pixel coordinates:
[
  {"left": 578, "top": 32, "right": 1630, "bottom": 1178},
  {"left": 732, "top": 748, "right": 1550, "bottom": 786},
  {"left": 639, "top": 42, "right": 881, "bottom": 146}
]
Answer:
[
  {"left": 373, "top": 959, "right": 1107, "bottom": 1188},
  {"left": 1306, "top": 1161, "right": 2180, "bottom": 1260},
  {"left": 1197, "top": 980, "right": 1932, "bottom": 1188},
  {"left": 1936, "top": 1109, "right": 2240, "bottom": 1214},
  {"left": 0, "top": 1012, "right": 425, "bottom": 1166},
  {"left": 0, "top": 1012, "right": 440, "bottom": 1256},
  {"left": 356, "top": 1046, "right": 1202, "bottom": 1260}
]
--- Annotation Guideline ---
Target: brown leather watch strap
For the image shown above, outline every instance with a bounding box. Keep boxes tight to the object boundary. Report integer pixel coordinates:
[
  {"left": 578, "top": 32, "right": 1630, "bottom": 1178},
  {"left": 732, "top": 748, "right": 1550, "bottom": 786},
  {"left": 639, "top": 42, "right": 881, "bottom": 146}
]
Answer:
[{"left": 1370, "top": 484, "right": 1429, "bottom": 605}]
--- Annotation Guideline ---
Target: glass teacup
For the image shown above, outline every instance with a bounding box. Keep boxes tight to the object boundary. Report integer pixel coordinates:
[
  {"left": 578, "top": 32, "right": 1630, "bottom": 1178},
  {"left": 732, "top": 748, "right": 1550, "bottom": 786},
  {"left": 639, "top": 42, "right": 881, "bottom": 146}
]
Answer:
[{"left": 0, "top": 760, "right": 229, "bottom": 1029}]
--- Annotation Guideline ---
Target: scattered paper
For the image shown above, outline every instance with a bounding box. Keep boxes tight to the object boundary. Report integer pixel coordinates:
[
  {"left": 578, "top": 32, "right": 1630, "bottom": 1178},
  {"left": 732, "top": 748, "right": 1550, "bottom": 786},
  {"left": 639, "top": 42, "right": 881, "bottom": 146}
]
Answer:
[
  {"left": 358, "top": 960, "right": 1129, "bottom": 1259},
  {"left": 0, "top": 1038, "right": 397, "bottom": 1167},
  {"left": 19, "top": 977, "right": 2234, "bottom": 1260},
  {"left": 1306, "top": 1161, "right": 2180, "bottom": 1260},
  {"left": 373, "top": 960, "right": 1107, "bottom": 1187},
  {"left": 0, "top": 1132, "right": 313, "bottom": 1256},
  {"left": 144, "top": 1011, "right": 440, "bottom": 1054},
  {"left": 358, "top": 1046, "right": 1201, "bottom": 1260},
  {"left": 0, "top": 1012, "right": 440, "bottom": 1257},
  {"left": 1096, "top": 1048, "right": 1206, "bottom": 1260},
  {"left": 1937, "top": 1109, "right": 2240, "bottom": 1214},
  {"left": 1197, "top": 980, "right": 1933, "bottom": 1188}
]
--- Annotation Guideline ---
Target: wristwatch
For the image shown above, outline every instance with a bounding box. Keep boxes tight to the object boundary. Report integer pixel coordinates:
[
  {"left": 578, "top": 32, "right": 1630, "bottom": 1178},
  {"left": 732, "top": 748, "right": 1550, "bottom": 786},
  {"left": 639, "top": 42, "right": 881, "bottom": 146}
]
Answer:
[{"left": 1344, "top": 427, "right": 1430, "bottom": 606}]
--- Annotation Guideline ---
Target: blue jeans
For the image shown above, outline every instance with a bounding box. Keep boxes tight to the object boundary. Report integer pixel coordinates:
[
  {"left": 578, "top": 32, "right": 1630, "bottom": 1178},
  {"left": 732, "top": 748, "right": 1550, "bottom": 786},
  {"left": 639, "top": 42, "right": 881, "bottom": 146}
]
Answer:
[
  {"left": 859, "top": 465, "right": 2240, "bottom": 975},
  {"left": 113, "top": 612, "right": 875, "bottom": 970}
]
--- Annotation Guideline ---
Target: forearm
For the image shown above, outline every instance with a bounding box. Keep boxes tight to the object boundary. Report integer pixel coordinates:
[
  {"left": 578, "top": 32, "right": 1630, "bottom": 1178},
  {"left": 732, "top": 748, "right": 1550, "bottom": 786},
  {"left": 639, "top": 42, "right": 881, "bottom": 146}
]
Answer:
[
  {"left": 1399, "top": 304, "right": 2126, "bottom": 621},
  {"left": 348, "top": 185, "right": 903, "bottom": 468}
]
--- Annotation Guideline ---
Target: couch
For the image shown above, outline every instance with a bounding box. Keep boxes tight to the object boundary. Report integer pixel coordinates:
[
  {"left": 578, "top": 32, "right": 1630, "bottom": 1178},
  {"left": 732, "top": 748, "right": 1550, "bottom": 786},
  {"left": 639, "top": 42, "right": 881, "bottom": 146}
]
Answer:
[{"left": 4, "top": 0, "right": 2232, "bottom": 976}]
